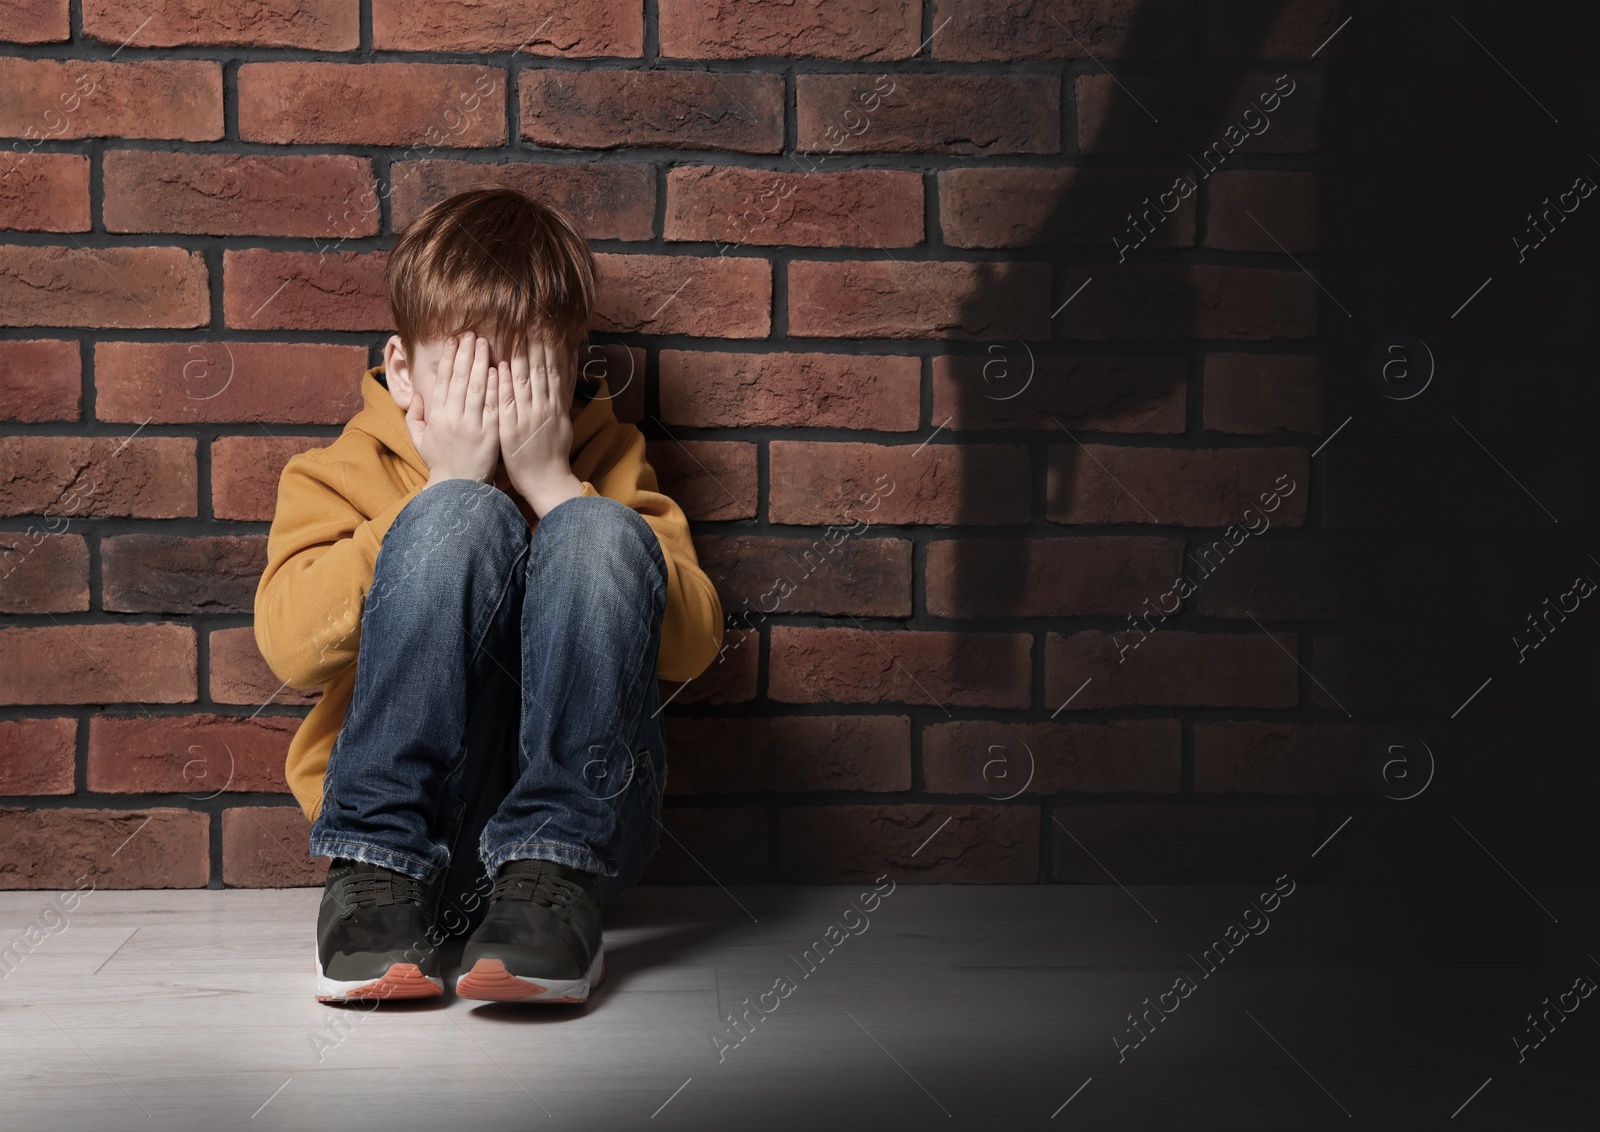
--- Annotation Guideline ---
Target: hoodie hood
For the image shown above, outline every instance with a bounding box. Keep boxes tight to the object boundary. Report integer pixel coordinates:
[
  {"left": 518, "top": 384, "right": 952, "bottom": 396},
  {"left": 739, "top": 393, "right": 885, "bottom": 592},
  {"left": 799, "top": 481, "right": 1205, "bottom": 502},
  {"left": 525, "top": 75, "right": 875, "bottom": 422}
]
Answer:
[{"left": 345, "top": 365, "right": 430, "bottom": 479}]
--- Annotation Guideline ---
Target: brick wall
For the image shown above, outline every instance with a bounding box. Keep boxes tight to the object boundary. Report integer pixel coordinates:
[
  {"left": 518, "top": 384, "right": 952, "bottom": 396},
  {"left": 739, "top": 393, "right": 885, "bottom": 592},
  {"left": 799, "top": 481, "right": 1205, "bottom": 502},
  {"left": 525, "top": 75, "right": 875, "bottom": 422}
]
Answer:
[{"left": 2, "top": 1, "right": 1594, "bottom": 893}]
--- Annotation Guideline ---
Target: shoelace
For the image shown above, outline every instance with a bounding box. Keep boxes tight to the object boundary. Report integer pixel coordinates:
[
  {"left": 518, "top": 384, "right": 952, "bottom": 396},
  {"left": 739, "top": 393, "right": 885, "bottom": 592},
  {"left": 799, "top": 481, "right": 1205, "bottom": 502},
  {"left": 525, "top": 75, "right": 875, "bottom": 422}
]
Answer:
[
  {"left": 489, "top": 866, "right": 581, "bottom": 920},
  {"left": 336, "top": 867, "right": 423, "bottom": 913}
]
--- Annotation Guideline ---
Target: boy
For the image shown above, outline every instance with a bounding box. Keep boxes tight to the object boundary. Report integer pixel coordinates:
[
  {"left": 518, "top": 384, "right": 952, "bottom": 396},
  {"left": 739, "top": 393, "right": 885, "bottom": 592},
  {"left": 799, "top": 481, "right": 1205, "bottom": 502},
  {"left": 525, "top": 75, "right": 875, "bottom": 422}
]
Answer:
[{"left": 253, "top": 188, "right": 724, "bottom": 1005}]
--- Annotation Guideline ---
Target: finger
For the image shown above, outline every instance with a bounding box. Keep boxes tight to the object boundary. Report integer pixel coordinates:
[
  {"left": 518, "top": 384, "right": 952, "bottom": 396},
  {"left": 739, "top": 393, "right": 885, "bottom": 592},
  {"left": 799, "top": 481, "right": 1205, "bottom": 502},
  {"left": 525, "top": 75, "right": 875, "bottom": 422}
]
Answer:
[
  {"left": 540, "top": 333, "right": 563, "bottom": 417},
  {"left": 489, "top": 361, "right": 507, "bottom": 423},
  {"left": 510, "top": 324, "right": 530, "bottom": 385},
  {"left": 464, "top": 333, "right": 489, "bottom": 418},
  {"left": 448, "top": 330, "right": 474, "bottom": 413},
  {"left": 528, "top": 331, "right": 550, "bottom": 419},
  {"left": 431, "top": 336, "right": 454, "bottom": 406},
  {"left": 509, "top": 327, "right": 532, "bottom": 424}
]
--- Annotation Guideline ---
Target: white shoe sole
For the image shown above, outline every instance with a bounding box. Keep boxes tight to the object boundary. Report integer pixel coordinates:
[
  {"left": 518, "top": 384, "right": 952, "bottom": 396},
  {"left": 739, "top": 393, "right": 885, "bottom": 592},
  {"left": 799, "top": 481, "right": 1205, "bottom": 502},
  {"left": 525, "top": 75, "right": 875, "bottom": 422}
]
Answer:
[
  {"left": 315, "top": 946, "right": 444, "bottom": 1003},
  {"left": 456, "top": 945, "right": 604, "bottom": 1003}
]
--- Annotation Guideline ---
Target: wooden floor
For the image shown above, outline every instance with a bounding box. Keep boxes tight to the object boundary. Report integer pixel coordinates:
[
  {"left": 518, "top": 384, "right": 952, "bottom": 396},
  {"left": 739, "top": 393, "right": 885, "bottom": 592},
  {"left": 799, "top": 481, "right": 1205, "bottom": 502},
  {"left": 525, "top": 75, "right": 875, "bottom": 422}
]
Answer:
[{"left": 0, "top": 883, "right": 1592, "bottom": 1130}]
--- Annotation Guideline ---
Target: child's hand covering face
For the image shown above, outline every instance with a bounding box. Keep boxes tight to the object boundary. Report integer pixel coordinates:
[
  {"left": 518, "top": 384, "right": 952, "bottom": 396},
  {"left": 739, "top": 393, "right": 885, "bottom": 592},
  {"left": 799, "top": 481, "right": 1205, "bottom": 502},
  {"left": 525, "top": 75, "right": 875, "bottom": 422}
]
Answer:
[
  {"left": 404, "top": 330, "right": 500, "bottom": 485},
  {"left": 495, "top": 328, "right": 582, "bottom": 509}
]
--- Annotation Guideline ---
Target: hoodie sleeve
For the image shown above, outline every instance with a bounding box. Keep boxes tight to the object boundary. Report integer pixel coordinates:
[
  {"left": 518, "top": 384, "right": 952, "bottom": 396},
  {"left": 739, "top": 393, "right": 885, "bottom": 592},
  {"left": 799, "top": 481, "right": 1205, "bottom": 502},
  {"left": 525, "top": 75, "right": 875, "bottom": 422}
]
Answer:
[
  {"left": 572, "top": 404, "right": 725, "bottom": 684},
  {"left": 253, "top": 447, "right": 426, "bottom": 690}
]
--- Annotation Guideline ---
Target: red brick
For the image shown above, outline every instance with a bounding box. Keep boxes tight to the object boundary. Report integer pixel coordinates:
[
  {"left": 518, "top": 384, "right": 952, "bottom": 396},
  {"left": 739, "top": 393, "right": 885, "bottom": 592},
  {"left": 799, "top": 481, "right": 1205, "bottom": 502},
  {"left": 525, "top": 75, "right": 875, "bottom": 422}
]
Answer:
[
  {"left": 642, "top": 806, "right": 769, "bottom": 883},
  {"left": 664, "top": 628, "right": 759, "bottom": 706},
  {"left": 391, "top": 159, "right": 656, "bottom": 242},
  {"left": 940, "top": 166, "right": 1196, "bottom": 249},
  {"left": 932, "top": 0, "right": 1193, "bottom": 61},
  {"left": 87, "top": 713, "right": 300, "bottom": 795},
  {"left": 1205, "top": 171, "right": 1320, "bottom": 252},
  {"left": 663, "top": 715, "right": 910, "bottom": 793},
  {"left": 521, "top": 70, "right": 784, "bottom": 153},
  {"left": 1050, "top": 804, "right": 1315, "bottom": 883},
  {"left": 1203, "top": 0, "right": 1350, "bottom": 59},
  {"left": 1203, "top": 353, "right": 1327, "bottom": 433},
  {"left": 0, "top": 807, "right": 210, "bottom": 889},
  {"left": 0, "top": 339, "right": 80, "bottom": 421},
  {"left": 1076, "top": 73, "right": 1321, "bottom": 153},
  {"left": 932, "top": 353, "right": 1186, "bottom": 432},
  {"left": 770, "top": 625, "right": 1032, "bottom": 709},
  {"left": 595, "top": 253, "right": 770, "bottom": 338},
  {"left": 95, "top": 342, "right": 366, "bottom": 424},
  {"left": 0, "top": 246, "right": 208, "bottom": 329},
  {"left": 0, "top": 59, "right": 222, "bottom": 141},
  {"left": 84, "top": 0, "right": 358, "bottom": 48},
  {"left": 1194, "top": 722, "right": 1379, "bottom": 794},
  {"left": 770, "top": 440, "right": 1031, "bottom": 525},
  {"left": 796, "top": 74, "right": 1060, "bottom": 155},
  {"left": 1046, "top": 445, "right": 1308, "bottom": 526},
  {"left": 0, "top": 437, "right": 197, "bottom": 518},
  {"left": 0, "top": 717, "right": 76, "bottom": 795},
  {"left": 1057, "top": 264, "right": 1318, "bottom": 339},
  {"left": 1193, "top": 540, "right": 1454, "bottom": 621},
  {"left": 102, "top": 535, "right": 266, "bottom": 615},
  {"left": 660, "top": 0, "right": 920, "bottom": 60},
  {"left": 644, "top": 439, "right": 757, "bottom": 521},
  {"left": 222, "top": 249, "right": 389, "bottom": 332},
  {"left": 0, "top": 532, "right": 89, "bottom": 613},
  {"left": 373, "top": 0, "right": 640, "bottom": 56},
  {"left": 0, "top": 153, "right": 90, "bottom": 231},
  {"left": 579, "top": 344, "right": 647, "bottom": 424},
  {"left": 926, "top": 536, "right": 1185, "bottom": 618},
  {"left": 789, "top": 260, "right": 1051, "bottom": 340},
  {"left": 0, "top": 624, "right": 196, "bottom": 705},
  {"left": 209, "top": 627, "right": 319, "bottom": 707},
  {"left": 2, "top": 0, "right": 69, "bottom": 42},
  {"left": 781, "top": 804, "right": 1039, "bottom": 882},
  {"left": 922, "top": 719, "right": 1181, "bottom": 794},
  {"left": 212, "top": 436, "right": 327, "bottom": 521},
  {"left": 659, "top": 350, "right": 919, "bottom": 430},
  {"left": 698, "top": 534, "right": 913, "bottom": 618},
  {"left": 238, "top": 63, "right": 504, "bottom": 146},
  {"left": 222, "top": 806, "right": 325, "bottom": 887},
  {"left": 665, "top": 166, "right": 923, "bottom": 248},
  {"left": 1045, "top": 630, "right": 1299, "bottom": 709},
  {"left": 103, "top": 151, "right": 377, "bottom": 238}
]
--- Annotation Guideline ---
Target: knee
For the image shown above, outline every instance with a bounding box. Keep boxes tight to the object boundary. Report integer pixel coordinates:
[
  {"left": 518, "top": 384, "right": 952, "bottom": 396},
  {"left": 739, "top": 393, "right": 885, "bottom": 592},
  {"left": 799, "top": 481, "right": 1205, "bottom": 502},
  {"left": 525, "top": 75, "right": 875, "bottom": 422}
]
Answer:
[
  {"left": 382, "top": 479, "right": 526, "bottom": 579},
  {"left": 533, "top": 495, "right": 667, "bottom": 598}
]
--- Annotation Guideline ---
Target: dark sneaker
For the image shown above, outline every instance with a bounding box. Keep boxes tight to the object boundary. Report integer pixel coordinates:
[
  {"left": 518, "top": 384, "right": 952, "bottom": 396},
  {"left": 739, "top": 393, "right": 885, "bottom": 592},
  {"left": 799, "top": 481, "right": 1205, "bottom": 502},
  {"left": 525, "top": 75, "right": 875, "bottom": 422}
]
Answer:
[
  {"left": 315, "top": 857, "right": 443, "bottom": 1003},
  {"left": 456, "top": 859, "right": 604, "bottom": 1003}
]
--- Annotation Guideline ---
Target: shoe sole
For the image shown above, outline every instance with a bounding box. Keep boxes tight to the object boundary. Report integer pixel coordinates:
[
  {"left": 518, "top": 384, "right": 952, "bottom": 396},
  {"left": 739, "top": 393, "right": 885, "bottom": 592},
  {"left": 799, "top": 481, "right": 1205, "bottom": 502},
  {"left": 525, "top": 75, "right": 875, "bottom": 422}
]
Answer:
[
  {"left": 456, "top": 946, "right": 605, "bottom": 1004},
  {"left": 315, "top": 948, "right": 444, "bottom": 1004}
]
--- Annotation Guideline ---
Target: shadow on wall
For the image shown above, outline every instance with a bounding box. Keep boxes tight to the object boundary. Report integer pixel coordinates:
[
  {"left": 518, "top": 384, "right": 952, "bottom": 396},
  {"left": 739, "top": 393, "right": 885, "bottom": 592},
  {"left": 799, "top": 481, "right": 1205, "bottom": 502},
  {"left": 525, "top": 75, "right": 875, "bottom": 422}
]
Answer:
[{"left": 943, "top": 0, "right": 1600, "bottom": 957}]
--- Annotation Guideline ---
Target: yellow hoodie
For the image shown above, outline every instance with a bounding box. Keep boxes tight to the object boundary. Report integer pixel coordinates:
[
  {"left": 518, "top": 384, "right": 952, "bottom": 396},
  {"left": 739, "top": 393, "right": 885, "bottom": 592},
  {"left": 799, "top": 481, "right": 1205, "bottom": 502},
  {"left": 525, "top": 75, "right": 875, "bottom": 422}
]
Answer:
[{"left": 254, "top": 364, "right": 725, "bottom": 823}]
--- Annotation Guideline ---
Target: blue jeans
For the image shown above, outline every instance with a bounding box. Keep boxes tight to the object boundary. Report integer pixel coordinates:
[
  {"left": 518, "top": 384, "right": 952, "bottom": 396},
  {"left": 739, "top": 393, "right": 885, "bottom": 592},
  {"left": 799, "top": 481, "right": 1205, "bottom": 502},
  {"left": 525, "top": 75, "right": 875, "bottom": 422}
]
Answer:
[{"left": 307, "top": 478, "right": 670, "bottom": 927}]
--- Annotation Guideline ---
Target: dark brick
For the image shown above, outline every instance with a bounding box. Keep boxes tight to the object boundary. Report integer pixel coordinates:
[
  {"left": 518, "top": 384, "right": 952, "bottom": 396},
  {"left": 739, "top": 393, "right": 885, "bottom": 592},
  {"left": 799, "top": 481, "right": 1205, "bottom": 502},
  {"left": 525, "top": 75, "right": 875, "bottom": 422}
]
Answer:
[
  {"left": 663, "top": 716, "right": 910, "bottom": 793},
  {"left": 923, "top": 720, "right": 1181, "bottom": 795},
  {"left": 1050, "top": 804, "right": 1316, "bottom": 882},
  {"left": 781, "top": 803, "right": 1039, "bottom": 882},
  {"left": 101, "top": 535, "right": 265, "bottom": 614},
  {"left": 698, "top": 534, "right": 913, "bottom": 618},
  {"left": 1045, "top": 630, "right": 1299, "bottom": 709}
]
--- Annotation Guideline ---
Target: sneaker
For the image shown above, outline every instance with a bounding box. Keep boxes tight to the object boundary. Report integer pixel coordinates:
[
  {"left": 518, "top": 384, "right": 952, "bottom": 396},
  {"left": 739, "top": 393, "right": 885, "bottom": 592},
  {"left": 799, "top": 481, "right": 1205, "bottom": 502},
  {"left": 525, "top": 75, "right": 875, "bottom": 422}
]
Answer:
[
  {"left": 456, "top": 859, "right": 604, "bottom": 1003},
  {"left": 315, "top": 857, "right": 443, "bottom": 1003}
]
